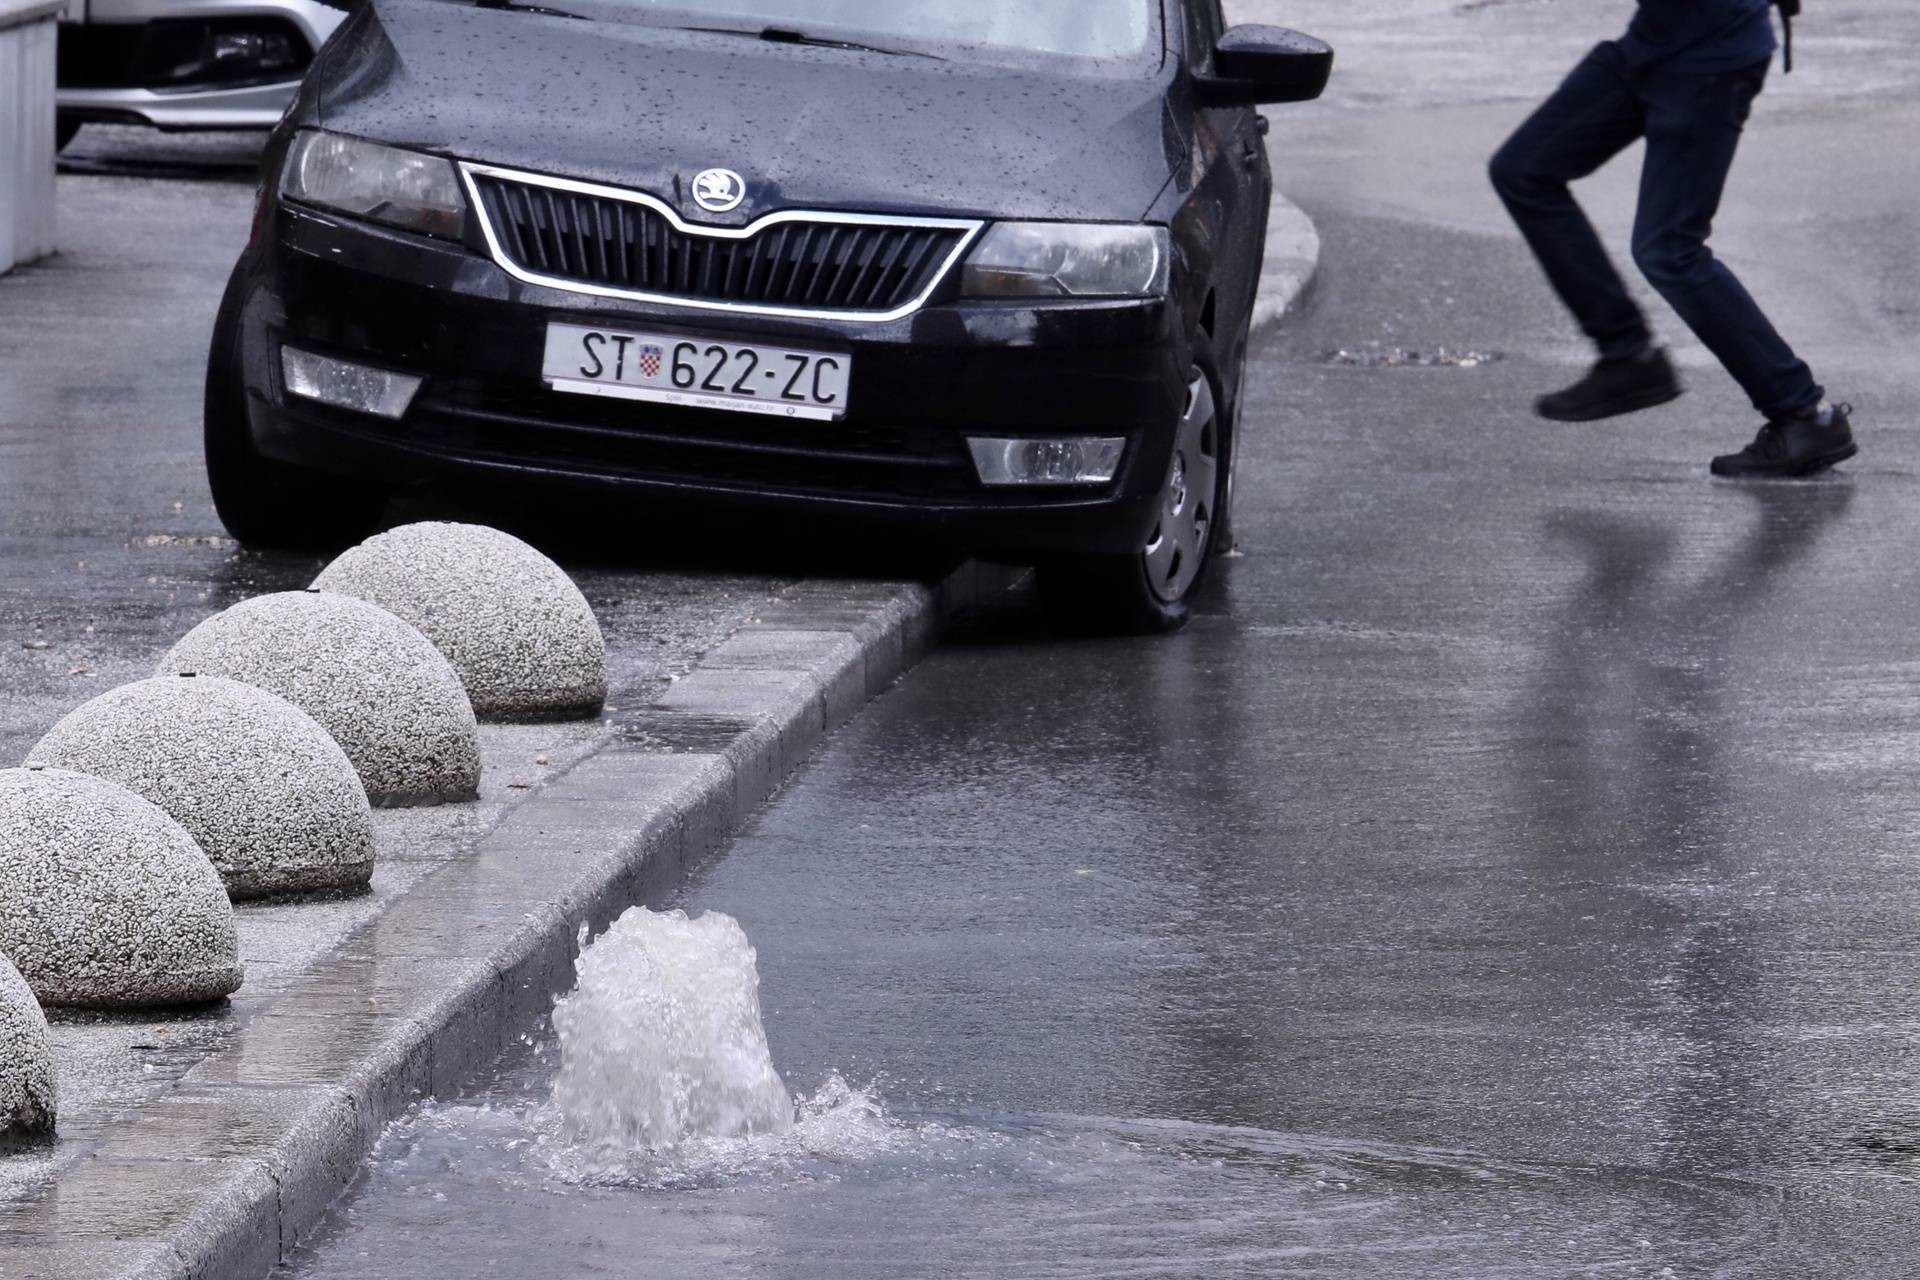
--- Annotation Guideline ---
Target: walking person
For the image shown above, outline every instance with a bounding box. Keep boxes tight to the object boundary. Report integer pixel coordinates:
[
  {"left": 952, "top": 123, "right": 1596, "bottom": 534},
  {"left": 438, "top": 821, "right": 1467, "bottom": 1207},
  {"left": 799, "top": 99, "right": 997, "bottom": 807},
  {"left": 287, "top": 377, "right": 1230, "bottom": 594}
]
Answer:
[{"left": 1489, "top": 0, "right": 1854, "bottom": 478}]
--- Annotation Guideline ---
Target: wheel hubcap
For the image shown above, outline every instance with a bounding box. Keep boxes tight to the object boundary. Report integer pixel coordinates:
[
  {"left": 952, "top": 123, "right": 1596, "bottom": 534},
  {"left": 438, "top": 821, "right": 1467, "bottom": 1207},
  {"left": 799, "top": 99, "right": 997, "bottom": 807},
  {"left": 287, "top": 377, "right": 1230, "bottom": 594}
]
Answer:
[{"left": 1142, "top": 371, "right": 1218, "bottom": 605}]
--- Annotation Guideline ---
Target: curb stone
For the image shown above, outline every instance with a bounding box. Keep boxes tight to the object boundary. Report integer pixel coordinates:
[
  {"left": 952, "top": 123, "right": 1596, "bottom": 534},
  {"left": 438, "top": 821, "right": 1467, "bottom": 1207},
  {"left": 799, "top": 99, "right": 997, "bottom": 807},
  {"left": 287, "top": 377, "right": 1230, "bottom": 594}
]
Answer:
[
  {"left": 1252, "top": 180, "right": 1321, "bottom": 331},
  {"left": 0, "top": 561, "right": 1021, "bottom": 1280}
]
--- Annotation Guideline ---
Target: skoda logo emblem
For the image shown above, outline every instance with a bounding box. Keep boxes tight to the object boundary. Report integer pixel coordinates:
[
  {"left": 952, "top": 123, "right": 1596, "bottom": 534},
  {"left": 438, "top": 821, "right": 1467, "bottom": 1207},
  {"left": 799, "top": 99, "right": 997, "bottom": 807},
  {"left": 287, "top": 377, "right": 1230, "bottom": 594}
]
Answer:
[{"left": 691, "top": 168, "right": 746, "bottom": 214}]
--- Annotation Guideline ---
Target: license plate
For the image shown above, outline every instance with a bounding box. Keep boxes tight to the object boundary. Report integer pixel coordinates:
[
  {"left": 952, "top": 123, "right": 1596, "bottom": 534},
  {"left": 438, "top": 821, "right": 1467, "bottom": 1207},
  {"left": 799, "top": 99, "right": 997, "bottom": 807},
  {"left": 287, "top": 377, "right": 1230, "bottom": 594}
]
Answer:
[{"left": 541, "top": 323, "right": 851, "bottom": 421}]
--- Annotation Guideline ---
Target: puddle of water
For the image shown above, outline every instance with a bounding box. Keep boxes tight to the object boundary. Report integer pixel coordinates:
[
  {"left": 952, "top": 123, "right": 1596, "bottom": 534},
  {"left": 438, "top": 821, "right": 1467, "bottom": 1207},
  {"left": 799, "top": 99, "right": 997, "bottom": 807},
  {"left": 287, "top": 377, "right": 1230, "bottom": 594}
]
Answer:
[
  {"left": 281, "top": 909, "right": 1783, "bottom": 1280},
  {"left": 291, "top": 1070, "right": 1768, "bottom": 1280}
]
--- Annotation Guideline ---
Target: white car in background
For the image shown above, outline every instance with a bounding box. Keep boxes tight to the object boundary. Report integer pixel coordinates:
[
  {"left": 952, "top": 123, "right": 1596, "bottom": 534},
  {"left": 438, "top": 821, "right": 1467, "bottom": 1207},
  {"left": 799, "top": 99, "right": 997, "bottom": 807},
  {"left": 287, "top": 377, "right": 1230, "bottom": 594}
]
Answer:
[{"left": 55, "top": 0, "right": 342, "bottom": 148}]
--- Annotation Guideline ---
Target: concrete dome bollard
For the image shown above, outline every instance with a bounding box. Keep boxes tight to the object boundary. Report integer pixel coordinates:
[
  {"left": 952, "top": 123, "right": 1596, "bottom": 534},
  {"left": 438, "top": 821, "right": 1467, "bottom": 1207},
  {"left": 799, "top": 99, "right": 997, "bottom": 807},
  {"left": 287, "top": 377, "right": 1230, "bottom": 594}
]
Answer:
[
  {"left": 159, "top": 591, "right": 481, "bottom": 807},
  {"left": 0, "top": 766, "right": 243, "bottom": 1010},
  {"left": 313, "top": 522, "right": 607, "bottom": 722},
  {"left": 29, "top": 674, "right": 376, "bottom": 900},
  {"left": 0, "top": 951, "right": 57, "bottom": 1143}
]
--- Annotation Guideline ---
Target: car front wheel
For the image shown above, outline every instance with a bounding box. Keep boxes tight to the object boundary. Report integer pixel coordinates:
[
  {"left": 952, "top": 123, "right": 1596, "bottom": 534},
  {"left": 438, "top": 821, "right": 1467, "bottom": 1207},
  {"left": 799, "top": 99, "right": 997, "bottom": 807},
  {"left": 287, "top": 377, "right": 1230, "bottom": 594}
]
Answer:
[{"left": 1039, "top": 338, "right": 1226, "bottom": 634}]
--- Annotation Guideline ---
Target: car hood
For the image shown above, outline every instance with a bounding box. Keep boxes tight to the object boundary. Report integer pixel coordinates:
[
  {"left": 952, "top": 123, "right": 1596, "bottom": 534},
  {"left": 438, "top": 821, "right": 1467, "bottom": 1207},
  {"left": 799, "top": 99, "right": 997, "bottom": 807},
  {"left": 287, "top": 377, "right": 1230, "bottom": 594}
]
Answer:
[{"left": 316, "top": 0, "right": 1183, "bottom": 225}]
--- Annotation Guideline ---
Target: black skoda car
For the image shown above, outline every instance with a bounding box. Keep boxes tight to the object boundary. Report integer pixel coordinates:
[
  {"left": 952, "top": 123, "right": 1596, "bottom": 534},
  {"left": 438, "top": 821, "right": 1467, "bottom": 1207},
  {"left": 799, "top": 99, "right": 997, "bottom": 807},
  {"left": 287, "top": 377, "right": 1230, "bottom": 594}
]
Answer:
[{"left": 207, "top": 0, "right": 1330, "bottom": 630}]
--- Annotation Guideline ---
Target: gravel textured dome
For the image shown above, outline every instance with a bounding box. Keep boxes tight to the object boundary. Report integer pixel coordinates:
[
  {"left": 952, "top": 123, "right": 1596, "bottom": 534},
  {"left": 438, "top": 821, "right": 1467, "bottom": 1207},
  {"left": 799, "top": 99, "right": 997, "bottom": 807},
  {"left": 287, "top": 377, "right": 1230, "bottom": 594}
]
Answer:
[
  {"left": 0, "top": 767, "right": 243, "bottom": 1010},
  {"left": 313, "top": 522, "right": 607, "bottom": 722},
  {"left": 29, "top": 674, "right": 376, "bottom": 899},
  {"left": 159, "top": 591, "right": 481, "bottom": 807},
  {"left": 0, "top": 950, "right": 56, "bottom": 1142}
]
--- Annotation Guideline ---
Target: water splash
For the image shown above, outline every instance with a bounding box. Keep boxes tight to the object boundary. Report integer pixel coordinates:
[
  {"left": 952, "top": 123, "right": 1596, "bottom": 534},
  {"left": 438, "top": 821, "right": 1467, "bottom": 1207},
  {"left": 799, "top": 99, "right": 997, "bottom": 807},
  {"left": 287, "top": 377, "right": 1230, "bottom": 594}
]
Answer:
[
  {"left": 551, "top": 907, "right": 793, "bottom": 1151},
  {"left": 534, "top": 907, "right": 969, "bottom": 1189},
  {"left": 539, "top": 1071, "right": 939, "bottom": 1190}
]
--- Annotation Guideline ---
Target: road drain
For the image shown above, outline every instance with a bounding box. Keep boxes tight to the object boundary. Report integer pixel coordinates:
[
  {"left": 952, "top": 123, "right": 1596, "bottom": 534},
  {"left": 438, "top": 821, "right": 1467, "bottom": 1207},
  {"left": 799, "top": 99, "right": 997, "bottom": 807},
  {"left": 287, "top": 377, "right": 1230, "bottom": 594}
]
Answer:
[{"left": 1324, "top": 348, "right": 1501, "bottom": 368}]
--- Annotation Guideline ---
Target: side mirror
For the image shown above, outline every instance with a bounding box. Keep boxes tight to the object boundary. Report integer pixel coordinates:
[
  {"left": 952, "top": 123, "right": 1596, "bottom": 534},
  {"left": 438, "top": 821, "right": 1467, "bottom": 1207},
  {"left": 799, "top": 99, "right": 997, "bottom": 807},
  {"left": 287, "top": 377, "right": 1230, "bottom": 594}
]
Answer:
[{"left": 1195, "top": 25, "right": 1333, "bottom": 107}]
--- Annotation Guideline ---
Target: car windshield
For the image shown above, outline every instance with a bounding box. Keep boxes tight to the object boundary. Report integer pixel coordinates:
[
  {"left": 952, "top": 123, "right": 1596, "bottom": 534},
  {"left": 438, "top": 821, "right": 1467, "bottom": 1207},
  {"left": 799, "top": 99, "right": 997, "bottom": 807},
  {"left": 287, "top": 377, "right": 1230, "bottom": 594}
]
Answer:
[{"left": 624, "top": 0, "right": 1155, "bottom": 61}]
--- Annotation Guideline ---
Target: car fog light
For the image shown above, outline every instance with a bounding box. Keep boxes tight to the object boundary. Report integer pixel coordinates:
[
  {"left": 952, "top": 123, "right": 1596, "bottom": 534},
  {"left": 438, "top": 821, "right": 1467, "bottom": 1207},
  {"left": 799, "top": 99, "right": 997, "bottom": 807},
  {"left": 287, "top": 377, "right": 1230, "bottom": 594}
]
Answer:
[
  {"left": 281, "top": 347, "right": 422, "bottom": 420},
  {"left": 968, "top": 436, "right": 1125, "bottom": 487}
]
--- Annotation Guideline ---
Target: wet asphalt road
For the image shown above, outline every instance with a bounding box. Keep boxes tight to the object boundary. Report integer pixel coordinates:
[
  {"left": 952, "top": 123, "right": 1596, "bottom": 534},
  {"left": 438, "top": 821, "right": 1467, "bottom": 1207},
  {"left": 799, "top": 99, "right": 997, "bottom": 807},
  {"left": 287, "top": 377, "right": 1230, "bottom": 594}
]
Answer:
[
  {"left": 732, "top": 11, "right": 1920, "bottom": 1266},
  {"left": 661, "top": 213, "right": 1920, "bottom": 1273},
  {"left": 282, "top": 3, "right": 1920, "bottom": 1276}
]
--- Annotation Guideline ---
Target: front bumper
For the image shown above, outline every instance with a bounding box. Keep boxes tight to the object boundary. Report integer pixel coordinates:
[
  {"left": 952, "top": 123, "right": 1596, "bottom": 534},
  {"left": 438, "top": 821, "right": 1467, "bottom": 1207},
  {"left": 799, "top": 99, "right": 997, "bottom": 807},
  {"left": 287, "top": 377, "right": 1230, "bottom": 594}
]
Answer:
[
  {"left": 56, "top": 0, "right": 342, "bottom": 130},
  {"left": 227, "top": 202, "right": 1191, "bottom": 557},
  {"left": 58, "top": 79, "right": 300, "bottom": 129}
]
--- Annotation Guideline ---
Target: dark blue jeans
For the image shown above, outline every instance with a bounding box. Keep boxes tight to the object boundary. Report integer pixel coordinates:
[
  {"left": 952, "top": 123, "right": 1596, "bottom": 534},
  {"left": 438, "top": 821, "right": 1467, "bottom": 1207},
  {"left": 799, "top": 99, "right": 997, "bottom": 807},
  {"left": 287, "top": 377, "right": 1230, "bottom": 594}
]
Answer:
[{"left": 1490, "top": 43, "right": 1821, "bottom": 419}]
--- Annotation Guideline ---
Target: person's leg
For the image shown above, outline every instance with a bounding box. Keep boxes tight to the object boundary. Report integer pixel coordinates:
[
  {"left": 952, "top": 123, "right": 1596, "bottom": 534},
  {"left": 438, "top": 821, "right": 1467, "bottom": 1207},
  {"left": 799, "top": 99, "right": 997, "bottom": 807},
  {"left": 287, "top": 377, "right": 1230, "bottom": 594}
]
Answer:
[
  {"left": 1489, "top": 43, "right": 1653, "bottom": 359},
  {"left": 1629, "top": 62, "right": 1824, "bottom": 419}
]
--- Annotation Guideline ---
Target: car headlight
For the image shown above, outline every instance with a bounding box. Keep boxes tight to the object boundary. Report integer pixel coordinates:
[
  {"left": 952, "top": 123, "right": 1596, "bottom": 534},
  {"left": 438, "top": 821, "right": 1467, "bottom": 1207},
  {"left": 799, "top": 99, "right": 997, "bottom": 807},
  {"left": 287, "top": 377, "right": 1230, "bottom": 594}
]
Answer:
[
  {"left": 282, "top": 131, "right": 468, "bottom": 239},
  {"left": 961, "top": 223, "right": 1169, "bottom": 299}
]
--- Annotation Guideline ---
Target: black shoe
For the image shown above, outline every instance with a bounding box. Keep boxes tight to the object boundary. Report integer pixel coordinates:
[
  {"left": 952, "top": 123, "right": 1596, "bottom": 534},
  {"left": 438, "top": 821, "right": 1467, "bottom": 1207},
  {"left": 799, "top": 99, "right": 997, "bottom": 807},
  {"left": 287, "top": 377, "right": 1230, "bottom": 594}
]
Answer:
[
  {"left": 1710, "top": 403, "right": 1858, "bottom": 479},
  {"left": 1536, "top": 347, "right": 1684, "bottom": 422}
]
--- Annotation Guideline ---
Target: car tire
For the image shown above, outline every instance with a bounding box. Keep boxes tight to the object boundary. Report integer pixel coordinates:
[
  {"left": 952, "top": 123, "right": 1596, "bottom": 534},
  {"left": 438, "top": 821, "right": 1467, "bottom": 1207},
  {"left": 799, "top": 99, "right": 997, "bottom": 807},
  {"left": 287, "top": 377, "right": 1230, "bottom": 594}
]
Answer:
[
  {"left": 1038, "top": 332, "right": 1229, "bottom": 635},
  {"left": 55, "top": 118, "right": 80, "bottom": 152},
  {"left": 204, "top": 322, "right": 389, "bottom": 551}
]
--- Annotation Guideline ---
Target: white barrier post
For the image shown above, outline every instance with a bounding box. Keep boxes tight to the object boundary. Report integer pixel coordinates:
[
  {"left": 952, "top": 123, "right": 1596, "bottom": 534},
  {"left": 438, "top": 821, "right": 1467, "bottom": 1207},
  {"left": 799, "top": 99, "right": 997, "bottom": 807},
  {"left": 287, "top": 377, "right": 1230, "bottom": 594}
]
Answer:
[{"left": 0, "top": 0, "right": 61, "bottom": 276}]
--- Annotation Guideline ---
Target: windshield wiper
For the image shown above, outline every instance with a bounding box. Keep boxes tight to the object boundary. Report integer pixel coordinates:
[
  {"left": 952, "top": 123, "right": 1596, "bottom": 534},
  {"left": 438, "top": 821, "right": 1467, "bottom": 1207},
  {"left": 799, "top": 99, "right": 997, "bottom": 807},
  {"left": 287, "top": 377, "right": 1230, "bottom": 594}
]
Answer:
[
  {"left": 679, "top": 25, "right": 945, "bottom": 61},
  {"left": 474, "top": 0, "right": 589, "bottom": 19}
]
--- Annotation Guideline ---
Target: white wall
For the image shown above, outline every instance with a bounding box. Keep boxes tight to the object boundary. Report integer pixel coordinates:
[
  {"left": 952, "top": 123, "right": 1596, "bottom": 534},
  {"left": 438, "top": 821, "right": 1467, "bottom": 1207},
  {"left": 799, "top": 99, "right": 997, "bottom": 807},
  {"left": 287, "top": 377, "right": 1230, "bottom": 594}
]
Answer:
[{"left": 0, "top": 0, "right": 61, "bottom": 275}]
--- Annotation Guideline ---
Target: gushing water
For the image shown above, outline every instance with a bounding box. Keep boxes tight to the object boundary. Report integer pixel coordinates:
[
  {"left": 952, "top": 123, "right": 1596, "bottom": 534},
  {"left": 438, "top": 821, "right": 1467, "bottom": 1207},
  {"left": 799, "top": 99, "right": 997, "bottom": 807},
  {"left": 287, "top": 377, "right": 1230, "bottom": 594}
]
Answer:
[{"left": 552, "top": 907, "right": 793, "bottom": 1151}]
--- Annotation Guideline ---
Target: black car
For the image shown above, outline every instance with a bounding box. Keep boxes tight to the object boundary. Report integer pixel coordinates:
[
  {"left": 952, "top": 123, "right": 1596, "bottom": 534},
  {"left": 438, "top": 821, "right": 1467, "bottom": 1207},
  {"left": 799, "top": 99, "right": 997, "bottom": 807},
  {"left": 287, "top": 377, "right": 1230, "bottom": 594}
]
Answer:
[{"left": 206, "top": 0, "right": 1330, "bottom": 630}]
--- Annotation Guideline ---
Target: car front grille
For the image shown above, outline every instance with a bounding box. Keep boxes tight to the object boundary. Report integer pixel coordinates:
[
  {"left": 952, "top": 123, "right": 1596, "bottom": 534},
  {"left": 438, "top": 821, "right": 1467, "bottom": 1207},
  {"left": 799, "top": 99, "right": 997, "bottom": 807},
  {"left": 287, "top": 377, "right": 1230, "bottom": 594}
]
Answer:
[{"left": 464, "top": 167, "right": 979, "bottom": 320}]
